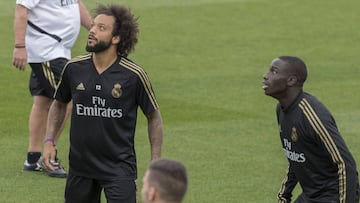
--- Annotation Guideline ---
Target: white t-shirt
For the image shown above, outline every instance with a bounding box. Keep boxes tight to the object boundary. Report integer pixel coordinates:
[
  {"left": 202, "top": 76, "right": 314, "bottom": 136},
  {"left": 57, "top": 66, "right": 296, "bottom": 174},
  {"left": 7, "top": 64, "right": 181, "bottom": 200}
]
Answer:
[{"left": 16, "top": 0, "right": 81, "bottom": 62}]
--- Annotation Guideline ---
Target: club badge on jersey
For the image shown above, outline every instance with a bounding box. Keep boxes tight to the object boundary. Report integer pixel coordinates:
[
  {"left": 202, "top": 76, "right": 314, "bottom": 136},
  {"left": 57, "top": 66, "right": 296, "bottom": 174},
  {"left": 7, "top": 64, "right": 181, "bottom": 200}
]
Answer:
[
  {"left": 112, "top": 83, "right": 122, "bottom": 98},
  {"left": 291, "top": 127, "right": 298, "bottom": 142}
]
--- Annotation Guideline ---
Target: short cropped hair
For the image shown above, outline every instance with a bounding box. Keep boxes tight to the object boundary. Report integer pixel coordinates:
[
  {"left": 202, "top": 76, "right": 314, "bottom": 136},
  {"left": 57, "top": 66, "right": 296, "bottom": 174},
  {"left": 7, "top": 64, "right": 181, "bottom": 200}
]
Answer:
[
  {"left": 279, "top": 56, "right": 307, "bottom": 85},
  {"left": 147, "top": 159, "right": 188, "bottom": 202},
  {"left": 94, "top": 4, "right": 139, "bottom": 57}
]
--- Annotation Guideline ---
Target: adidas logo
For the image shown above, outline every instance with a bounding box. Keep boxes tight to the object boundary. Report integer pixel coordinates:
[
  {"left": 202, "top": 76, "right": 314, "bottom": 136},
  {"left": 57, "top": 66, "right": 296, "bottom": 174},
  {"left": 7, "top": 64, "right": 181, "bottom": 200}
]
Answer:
[{"left": 76, "top": 83, "right": 85, "bottom": 90}]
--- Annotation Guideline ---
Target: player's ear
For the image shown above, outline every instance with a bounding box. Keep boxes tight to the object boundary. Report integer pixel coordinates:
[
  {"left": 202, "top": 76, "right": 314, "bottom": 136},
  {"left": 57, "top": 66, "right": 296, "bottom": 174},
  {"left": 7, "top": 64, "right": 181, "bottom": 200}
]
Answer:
[
  {"left": 148, "top": 187, "right": 156, "bottom": 201},
  {"left": 287, "top": 75, "right": 298, "bottom": 86},
  {"left": 112, "top": 35, "right": 120, "bottom": 45}
]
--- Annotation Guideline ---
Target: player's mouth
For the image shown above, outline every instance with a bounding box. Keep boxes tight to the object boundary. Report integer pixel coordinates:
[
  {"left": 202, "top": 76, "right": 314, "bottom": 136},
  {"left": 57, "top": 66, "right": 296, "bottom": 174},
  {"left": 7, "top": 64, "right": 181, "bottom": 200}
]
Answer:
[
  {"left": 262, "top": 82, "right": 269, "bottom": 90},
  {"left": 87, "top": 35, "right": 97, "bottom": 43}
]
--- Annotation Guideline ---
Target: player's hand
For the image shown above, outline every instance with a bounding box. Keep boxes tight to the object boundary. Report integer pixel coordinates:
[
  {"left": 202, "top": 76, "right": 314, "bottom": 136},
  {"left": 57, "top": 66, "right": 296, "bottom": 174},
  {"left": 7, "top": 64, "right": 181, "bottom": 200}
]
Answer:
[
  {"left": 12, "top": 48, "right": 27, "bottom": 71},
  {"left": 42, "top": 141, "right": 58, "bottom": 171}
]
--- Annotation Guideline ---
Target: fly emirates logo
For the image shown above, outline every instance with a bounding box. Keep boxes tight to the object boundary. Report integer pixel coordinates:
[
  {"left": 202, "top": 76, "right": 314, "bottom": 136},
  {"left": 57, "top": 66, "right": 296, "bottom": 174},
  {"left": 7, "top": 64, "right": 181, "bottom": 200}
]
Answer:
[
  {"left": 76, "top": 96, "right": 123, "bottom": 118},
  {"left": 283, "top": 138, "right": 306, "bottom": 163}
]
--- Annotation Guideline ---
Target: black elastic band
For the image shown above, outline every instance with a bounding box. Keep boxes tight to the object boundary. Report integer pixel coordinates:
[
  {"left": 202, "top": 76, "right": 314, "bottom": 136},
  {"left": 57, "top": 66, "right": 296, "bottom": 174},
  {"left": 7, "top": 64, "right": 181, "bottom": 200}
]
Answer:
[{"left": 27, "top": 20, "right": 62, "bottom": 42}]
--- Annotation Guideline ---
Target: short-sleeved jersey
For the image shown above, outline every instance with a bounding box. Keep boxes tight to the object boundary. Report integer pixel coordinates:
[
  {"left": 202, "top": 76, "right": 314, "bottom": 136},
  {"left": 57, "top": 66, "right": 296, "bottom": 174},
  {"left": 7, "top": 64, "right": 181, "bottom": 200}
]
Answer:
[
  {"left": 16, "top": 0, "right": 81, "bottom": 62},
  {"left": 277, "top": 91, "right": 359, "bottom": 203},
  {"left": 55, "top": 54, "right": 159, "bottom": 180}
]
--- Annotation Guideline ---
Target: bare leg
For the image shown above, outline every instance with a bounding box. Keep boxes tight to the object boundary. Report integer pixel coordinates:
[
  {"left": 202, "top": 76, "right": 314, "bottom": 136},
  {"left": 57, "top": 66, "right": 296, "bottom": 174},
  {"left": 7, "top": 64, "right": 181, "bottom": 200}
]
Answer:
[
  {"left": 25, "top": 96, "right": 71, "bottom": 178},
  {"left": 28, "top": 96, "right": 72, "bottom": 152},
  {"left": 28, "top": 95, "right": 52, "bottom": 153}
]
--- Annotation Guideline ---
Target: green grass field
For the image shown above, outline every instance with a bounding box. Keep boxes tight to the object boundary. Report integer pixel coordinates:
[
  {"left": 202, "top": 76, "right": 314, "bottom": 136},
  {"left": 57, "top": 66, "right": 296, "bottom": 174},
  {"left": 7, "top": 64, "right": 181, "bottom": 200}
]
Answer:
[{"left": 1, "top": 0, "right": 359, "bottom": 202}]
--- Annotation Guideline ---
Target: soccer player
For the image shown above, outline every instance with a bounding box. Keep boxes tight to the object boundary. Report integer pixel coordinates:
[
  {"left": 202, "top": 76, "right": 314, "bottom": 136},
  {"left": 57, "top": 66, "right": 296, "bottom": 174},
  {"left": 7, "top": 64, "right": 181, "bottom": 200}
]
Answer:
[
  {"left": 12, "top": 0, "right": 92, "bottom": 177},
  {"left": 142, "top": 159, "right": 188, "bottom": 203},
  {"left": 42, "top": 4, "right": 163, "bottom": 202},
  {"left": 262, "top": 56, "right": 360, "bottom": 202}
]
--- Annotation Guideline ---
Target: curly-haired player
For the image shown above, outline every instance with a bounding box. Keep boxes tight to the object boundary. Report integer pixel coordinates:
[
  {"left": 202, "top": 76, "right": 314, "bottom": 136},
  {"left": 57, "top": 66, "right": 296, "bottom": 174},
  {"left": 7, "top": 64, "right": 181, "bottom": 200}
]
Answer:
[{"left": 43, "top": 4, "right": 163, "bottom": 202}]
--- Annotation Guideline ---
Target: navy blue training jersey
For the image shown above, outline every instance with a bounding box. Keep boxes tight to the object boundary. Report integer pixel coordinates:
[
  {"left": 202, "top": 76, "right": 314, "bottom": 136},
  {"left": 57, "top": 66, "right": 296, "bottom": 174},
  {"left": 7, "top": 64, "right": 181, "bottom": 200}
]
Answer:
[
  {"left": 55, "top": 54, "right": 159, "bottom": 180},
  {"left": 276, "top": 91, "right": 359, "bottom": 203}
]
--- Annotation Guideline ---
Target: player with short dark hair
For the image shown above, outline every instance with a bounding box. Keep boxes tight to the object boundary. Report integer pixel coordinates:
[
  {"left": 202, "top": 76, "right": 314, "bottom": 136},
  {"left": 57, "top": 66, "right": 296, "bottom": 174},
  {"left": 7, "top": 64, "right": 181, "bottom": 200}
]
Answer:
[
  {"left": 42, "top": 4, "right": 163, "bottom": 202},
  {"left": 142, "top": 159, "right": 188, "bottom": 203},
  {"left": 263, "top": 56, "right": 360, "bottom": 203}
]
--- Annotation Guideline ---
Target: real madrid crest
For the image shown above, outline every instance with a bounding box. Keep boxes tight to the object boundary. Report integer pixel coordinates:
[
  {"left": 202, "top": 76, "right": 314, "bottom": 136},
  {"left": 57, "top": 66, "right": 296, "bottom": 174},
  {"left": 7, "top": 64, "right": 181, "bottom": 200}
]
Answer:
[
  {"left": 291, "top": 127, "right": 298, "bottom": 142},
  {"left": 111, "top": 83, "right": 122, "bottom": 98}
]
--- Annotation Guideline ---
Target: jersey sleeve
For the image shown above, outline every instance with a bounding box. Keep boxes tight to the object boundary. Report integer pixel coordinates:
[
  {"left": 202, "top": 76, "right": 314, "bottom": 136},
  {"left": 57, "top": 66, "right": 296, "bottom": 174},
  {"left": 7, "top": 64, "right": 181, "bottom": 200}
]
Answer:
[
  {"left": 277, "top": 164, "right": 298, "bottom": 203},
  {"left": 16, "top": 0, "right": 41, "bottom": 9},
  {"left": 276, "top": 104, "right": 298, "bottom": 203},
  {"left": 299, "top": 98, "right": 352, "bottom": 201},
  {"left": 136, "top": 71, "right": 159, "bottom": 115}
]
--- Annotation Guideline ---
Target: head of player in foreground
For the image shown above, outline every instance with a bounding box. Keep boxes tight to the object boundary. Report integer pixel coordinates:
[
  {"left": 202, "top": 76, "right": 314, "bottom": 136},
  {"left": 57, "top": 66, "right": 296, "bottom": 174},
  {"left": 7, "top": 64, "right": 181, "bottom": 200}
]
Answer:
[{"left": 142, "top": 159, "right": 188, "bottom": 203}]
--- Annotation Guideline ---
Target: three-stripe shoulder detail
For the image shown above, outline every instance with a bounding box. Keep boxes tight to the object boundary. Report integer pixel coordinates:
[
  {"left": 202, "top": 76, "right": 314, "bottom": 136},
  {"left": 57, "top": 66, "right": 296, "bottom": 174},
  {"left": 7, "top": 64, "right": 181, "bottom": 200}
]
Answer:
[
  {"left": 57, "top": 54, "right": 92, "bottom": 89},
  {"left": 62, "top": 54, "right": 91, "bottom": 72},
  {"left": 120, "top": 58, "right": 159, "bottom": 109},
  {"left": 68, "top": 54, "right": 92, "bottom": 64},
  {"left": 299, "top": 98, "right": 346, "bottom": 203}
]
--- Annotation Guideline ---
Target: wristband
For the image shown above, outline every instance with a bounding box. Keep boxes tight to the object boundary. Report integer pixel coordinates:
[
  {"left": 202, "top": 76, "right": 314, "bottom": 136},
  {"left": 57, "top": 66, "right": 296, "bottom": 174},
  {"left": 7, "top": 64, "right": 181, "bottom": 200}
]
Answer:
[
  {"left": 44, "top": 137, "right": 55, "bottom": 144},
  {"left": 15, "top": 44, "right": 26, "bottom": 48}
]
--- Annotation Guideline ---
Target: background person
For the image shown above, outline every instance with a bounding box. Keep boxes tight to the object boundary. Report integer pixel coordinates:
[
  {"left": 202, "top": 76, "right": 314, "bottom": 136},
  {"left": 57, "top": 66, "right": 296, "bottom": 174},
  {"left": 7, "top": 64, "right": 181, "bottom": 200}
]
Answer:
[
  {"left": 142, "top": 159, "right": 188, "bottom": 203},
  {"left": 42, "top": 4, "right": 163, "bottom": 202},
  {"left": 262, "top": 56, "right": 360, "bottom": 202},
  {"left": 12, "top": 0, "right": 92, "bottom": 177}
]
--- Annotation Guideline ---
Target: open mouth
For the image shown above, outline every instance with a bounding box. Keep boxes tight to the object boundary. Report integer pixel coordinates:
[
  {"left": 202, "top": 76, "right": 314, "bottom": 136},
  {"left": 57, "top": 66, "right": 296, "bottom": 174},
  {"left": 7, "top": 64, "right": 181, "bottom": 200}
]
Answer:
[
  {"left": 87, "top": 35, "right": 96, "bottom": 43},
  {"left": 262, "top": 82, "right": 269, "bottom": 90}
]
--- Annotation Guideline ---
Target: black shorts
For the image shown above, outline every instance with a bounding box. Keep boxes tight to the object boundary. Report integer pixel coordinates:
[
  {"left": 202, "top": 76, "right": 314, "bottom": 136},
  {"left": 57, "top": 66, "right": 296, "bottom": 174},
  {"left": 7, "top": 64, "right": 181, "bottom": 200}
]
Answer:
[
  {"left": 65, "top": 172, "right": 136, "bottom": 203},
  {"left": 29, "top": 58, "right": 68, "bottom": 98}
]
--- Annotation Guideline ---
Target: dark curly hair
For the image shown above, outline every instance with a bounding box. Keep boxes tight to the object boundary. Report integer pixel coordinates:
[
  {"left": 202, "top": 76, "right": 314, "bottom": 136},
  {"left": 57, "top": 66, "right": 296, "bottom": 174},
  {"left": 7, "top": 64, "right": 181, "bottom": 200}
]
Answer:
[{"left": 94, "top": 4, "right": 139, "bottom": 57}]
